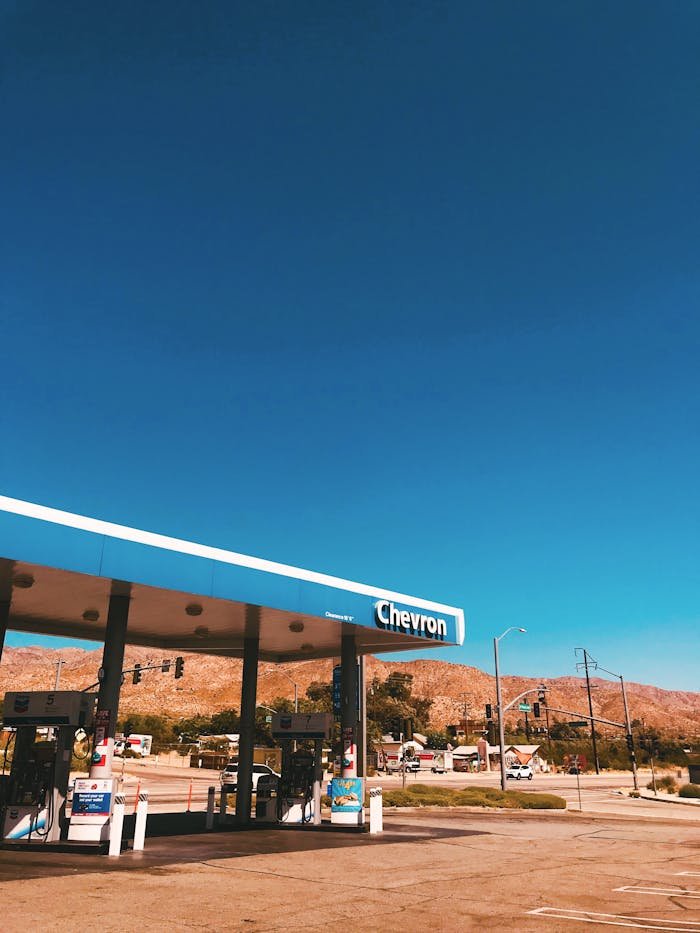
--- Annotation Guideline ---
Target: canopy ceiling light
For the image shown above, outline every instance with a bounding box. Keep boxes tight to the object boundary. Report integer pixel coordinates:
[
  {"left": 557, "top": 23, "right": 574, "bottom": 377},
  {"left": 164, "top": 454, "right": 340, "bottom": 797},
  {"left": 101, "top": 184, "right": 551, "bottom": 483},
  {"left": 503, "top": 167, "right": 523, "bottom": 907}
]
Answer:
[
  {"left": 82, "top": 608, "right": 100, "bottom": 622},
  {"left": 185, "top": 603, "right": 203, "bottom": 617},
  {"left": 13, "top": 573, "right": 34, "bottom": 589},
  {"left": 288, "top": 620, "right": 304, "bottom": 633},
  {"left": 194, "top": 625, "right": 209, "bottom": 638}
]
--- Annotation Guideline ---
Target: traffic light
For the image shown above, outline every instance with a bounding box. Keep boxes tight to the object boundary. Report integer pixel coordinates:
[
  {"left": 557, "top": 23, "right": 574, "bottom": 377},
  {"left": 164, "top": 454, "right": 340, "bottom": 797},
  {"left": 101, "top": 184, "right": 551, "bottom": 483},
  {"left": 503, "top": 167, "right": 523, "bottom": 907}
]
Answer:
[
  {"left": 402, "top": 718, "right": 413, "bottom": 741},
  {"left": 132, "top": 663, "right": 142, "bottom": 685},
  {"left": 625, "top": 733, "right": 634, "bottom": 752},
  {"left": 487, "top": 721, "right": 497, "bottom": 745},
  {"left": 174, "top": 656, "right": 184, "bottom": 679},
  {"left": 485, "top": 703, "right": 493, "bottom": 720},
  {"left": 533, "top": 702, "right": 541, "bottom": 718},
  {"left": 161, "top": 659, "right": 171, "bottom": 673}
]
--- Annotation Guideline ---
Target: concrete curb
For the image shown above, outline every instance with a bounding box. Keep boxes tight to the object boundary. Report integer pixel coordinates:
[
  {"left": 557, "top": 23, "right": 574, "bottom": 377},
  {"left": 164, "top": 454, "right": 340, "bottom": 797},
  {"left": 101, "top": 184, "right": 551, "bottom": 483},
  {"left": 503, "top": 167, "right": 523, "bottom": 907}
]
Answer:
[{"left": 638, "top": 790, "right": 700, "bottom": 808}]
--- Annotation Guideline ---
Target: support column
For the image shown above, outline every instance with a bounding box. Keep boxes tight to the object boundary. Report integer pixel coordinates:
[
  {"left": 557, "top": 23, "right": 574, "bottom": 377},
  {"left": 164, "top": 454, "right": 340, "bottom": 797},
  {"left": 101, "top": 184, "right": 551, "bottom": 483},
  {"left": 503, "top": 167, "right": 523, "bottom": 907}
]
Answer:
[
  {"left": 90, "top": 585, "right": 131, "bottom": 779},
  {"left": 0, "top": 598, "right": 9, "bottom": 667},
  {"left": 235, "top": 605, "right": 260, "bottom": 825},
  {"left": 333, "top": 628, "right": 363, "bottom": 825},
  {"left": 358, "top": 654, "right": 366, "bottom": 782},
  {"left": 0, "top": 559, "right": 14, "bottom": 665},
  {"left": 340, "top": 630, "right": 358, "bottom": 778}
]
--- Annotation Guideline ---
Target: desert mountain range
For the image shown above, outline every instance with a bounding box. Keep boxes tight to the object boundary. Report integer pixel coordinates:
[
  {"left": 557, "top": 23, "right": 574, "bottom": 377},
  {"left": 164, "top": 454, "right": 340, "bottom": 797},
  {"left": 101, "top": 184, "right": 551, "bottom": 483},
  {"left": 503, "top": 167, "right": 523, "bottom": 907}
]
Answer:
[{"left": 1, "top": 646, "right": 697, "bottom": 737}]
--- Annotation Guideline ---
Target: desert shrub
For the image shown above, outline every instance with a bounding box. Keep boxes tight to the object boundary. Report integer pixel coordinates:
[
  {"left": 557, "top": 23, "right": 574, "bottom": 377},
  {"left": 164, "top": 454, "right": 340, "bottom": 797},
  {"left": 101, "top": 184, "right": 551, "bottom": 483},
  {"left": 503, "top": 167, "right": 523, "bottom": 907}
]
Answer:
[
  {"left": 648, "top": 775, "right": 677, "bottom": 793},
  {"left": 381, "top": 785, "right": 565, "bottom": 810},
  {"left": 382, "top": 790, "right": 415, "bottom": 808},
  {"left": 509, "top": 791, "right": 566, "bottom": 809},
  {"left": 678, "top": 784, "right": 700, "bottom": 799}
]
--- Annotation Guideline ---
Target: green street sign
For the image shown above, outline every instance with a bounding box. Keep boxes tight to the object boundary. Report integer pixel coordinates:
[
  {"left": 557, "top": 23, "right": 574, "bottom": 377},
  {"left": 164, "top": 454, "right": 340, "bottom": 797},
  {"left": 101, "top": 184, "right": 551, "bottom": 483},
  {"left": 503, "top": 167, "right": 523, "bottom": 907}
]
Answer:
[
  {"left": 518, "top": 703, "right": 532, "bottom": 712},
  {"left": 569, "top": 721, "right": 588, "bottom": 727}
]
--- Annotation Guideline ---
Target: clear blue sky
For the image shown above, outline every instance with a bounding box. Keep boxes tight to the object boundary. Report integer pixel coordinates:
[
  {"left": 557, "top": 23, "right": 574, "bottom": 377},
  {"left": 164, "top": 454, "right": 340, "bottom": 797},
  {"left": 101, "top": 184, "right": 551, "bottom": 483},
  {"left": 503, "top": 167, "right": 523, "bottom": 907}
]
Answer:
[{"left": 1, "top": 3, "right": 698, "bottom": 690}]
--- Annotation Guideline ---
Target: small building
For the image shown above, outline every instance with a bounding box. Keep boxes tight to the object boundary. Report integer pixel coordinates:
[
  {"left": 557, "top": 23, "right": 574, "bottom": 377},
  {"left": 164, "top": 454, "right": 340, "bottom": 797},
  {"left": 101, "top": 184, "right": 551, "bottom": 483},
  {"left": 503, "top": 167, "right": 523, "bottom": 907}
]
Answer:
[
  {"left": 452, "top": 743, "right": 498, "bottom": 772},
  {"left": 504, "top": 744, "right": 548, "bottom": 772}
]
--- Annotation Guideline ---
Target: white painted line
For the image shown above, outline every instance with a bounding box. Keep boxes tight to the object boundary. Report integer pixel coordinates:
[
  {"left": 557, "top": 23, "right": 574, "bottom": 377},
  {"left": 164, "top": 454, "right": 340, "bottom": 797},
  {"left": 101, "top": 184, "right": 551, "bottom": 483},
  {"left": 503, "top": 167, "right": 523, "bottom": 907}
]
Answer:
[
  {"left": 528, "top": 906, "right": 700, "bottom": 930},
  {"left": 614, "top": 886, "right": 700, "bottom": 900},
  {"left": 676, "top": 872, "right": 700, "bottom": 877}
]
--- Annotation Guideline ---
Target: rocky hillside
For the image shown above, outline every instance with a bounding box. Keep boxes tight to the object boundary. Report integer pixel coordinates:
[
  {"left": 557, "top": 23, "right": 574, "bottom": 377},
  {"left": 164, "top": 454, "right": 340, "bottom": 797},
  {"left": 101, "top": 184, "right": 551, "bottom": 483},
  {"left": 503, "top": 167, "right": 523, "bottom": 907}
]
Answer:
[{"left": 0, "top": 646, "right": 697, "bottom": 737}]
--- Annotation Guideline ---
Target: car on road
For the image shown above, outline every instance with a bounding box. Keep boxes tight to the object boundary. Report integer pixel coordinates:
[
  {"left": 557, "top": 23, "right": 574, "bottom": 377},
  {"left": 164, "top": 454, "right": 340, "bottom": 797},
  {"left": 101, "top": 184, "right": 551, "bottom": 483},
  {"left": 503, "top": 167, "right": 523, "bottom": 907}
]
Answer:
[
  {"left": 220, "top": 762, "right": 280, "bottom": 790},
  {"left": 505, "top": 762, "right": 533, "bottom": 781}
]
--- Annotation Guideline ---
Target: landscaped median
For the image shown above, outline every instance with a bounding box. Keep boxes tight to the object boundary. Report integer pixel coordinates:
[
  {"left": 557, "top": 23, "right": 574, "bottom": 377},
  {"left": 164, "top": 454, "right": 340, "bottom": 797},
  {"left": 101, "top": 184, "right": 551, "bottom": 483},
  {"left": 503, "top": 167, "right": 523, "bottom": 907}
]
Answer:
[{"left": 377, "top": 784, "right": 566, "bottom": 810}]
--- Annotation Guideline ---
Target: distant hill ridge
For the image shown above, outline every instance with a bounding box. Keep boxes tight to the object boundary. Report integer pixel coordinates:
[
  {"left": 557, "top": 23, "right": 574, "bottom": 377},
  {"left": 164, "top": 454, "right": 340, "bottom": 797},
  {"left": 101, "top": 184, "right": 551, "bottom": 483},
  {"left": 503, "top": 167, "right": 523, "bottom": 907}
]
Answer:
[{"left": 1, "top": 646, "right": 697, "bottom": 736}]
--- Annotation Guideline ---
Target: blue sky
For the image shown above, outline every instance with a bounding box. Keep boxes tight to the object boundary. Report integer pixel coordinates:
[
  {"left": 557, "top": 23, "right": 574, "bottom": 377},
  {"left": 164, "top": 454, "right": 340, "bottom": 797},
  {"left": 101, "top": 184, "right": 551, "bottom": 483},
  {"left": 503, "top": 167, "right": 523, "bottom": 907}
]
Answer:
[{"left": 1, "top": 2, "right": 698, "bottom": 690}]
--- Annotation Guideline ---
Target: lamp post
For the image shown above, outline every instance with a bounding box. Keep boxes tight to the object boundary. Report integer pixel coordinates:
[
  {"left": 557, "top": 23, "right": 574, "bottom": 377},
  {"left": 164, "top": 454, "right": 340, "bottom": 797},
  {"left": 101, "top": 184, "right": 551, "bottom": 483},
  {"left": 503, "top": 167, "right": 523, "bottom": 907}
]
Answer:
[{"left": 494, "top": 627, "right": 526, "bottom": 791}]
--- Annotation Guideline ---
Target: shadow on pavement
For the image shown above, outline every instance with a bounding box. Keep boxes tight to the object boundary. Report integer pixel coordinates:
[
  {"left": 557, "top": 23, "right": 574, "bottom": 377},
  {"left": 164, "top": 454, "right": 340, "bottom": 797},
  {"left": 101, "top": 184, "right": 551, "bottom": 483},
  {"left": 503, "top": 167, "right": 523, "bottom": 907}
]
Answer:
[{"left": 0, "top": 812, "right": 488, "bottom": 882}]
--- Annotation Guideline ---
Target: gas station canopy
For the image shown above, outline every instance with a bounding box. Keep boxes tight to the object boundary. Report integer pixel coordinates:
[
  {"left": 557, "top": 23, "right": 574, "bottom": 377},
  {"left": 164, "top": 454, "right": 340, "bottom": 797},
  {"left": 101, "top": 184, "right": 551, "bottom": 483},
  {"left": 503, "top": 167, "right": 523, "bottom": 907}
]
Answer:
[{"left": 0, "top": 497, "right": 465, "bottom": 662}]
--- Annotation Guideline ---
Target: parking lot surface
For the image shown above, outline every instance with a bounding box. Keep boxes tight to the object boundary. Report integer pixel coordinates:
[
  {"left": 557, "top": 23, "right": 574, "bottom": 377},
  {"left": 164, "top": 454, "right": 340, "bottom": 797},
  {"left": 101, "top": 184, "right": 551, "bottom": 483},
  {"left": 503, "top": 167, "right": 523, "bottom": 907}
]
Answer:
[{"left": 1, "top": 804, "right": 698, "bottom": 931}]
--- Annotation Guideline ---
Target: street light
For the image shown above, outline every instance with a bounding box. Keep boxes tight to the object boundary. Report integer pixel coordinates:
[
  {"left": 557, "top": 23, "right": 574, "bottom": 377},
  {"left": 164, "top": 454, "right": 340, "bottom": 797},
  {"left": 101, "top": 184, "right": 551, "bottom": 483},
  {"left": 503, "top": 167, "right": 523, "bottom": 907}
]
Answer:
[{"left": 494, "top": 627, "right": 526, "bottom": 791}]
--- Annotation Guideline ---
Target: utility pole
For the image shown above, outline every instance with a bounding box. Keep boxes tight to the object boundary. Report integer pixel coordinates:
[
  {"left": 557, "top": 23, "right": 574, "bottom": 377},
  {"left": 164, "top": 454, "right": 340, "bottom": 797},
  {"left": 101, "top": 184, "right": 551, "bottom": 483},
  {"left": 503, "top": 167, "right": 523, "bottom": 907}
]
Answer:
[{"left": 577, "top": 649, "right": 600, "bottom": 775}]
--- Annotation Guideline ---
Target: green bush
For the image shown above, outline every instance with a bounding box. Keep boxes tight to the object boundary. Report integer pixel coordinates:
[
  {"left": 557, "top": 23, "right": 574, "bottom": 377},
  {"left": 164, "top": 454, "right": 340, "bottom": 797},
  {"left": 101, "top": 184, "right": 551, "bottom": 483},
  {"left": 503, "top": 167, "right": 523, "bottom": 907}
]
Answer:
[
  {"left": 648, "top": 775, "right": 677, "bottom": 793},
  {"left": 510, "top": 792, "right": 566, "bottom": 810},
  {"left": 678, "top": 783, "right": 700, "bottom": 799},
  {"left": 381, "top": 785, "right": 565, "bottom": 810}
]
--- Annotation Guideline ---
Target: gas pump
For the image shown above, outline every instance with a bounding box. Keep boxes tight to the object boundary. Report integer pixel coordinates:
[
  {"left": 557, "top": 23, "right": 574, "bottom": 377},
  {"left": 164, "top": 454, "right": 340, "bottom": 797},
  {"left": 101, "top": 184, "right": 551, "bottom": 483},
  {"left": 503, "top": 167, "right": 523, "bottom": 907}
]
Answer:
[
  {"left": 277, "top": 748, "right": 315, "bottom": 823},
  {"left": 1, "top": 691, "right": 96, "bottom": 843},
  {"left": 263, "top": 713, "right": 333, "bottom": 826}
]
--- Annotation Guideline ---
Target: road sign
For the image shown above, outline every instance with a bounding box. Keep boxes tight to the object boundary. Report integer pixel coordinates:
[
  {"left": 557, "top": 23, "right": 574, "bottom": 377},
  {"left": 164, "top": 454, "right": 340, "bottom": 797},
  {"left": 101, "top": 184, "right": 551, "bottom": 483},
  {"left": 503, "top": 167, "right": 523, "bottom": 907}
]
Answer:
[
  {"left": 518, "top": 703, "right": 531, "bottom": 712},
  {"left": 569, "top": 721, "right": 589, "bottom": 727}
]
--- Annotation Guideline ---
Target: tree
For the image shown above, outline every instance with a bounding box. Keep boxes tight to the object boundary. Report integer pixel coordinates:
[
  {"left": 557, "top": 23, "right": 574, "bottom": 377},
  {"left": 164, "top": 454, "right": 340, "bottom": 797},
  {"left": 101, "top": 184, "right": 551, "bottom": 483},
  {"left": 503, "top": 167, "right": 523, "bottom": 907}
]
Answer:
[
  {"left": 366, "top": 673, "right": 433, "bottom": 742},
  {"left": 304, "top": 681, "right": 333, "bottom": 712},
  {"left": 209, "top": 708, "right": 240, "bottom": 734},
  {"left": 116, "top": 713, "right": 174, "bottom": 753},
  {"left": 425, "top": 730, "right": 451, "bottom": 749}
]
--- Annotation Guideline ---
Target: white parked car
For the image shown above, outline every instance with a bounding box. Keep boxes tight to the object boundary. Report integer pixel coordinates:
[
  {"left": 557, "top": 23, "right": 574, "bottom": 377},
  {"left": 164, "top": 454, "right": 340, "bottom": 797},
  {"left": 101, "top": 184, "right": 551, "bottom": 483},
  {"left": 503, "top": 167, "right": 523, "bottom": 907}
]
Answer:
[
  {"left": 220, "top": 762, "right": 280, "bottom": 790},
  {"left": 505, "top": 762, "right": 533, "bottom": 781}
]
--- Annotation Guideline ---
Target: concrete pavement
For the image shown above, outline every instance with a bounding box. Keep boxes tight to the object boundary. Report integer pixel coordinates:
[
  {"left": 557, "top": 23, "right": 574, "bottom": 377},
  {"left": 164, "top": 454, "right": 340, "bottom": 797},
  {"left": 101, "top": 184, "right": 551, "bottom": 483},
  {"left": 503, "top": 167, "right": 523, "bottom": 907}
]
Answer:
[{"left": 1, "top": 805, "right": 698, "bottom": 931}]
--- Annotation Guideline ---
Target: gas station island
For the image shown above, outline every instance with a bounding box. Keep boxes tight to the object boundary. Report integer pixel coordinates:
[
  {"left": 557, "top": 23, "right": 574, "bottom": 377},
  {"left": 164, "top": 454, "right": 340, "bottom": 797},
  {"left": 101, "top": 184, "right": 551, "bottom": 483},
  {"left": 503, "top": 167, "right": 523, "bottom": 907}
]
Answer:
[{"left": 0, "top": 495, "right": 464, "bottom": 849}]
